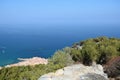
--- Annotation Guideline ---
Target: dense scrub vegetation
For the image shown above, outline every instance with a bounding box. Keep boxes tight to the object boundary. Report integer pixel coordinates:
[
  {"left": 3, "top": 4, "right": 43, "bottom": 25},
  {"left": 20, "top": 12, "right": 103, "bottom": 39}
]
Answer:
[
  {"left": 0, "top": 36, "right": 120, "bottom": 80},
  {"left": 71, "top": 36, "right": 120, "bottom": 65},
  {"left": 0, "top": 49, "right": 73, "bottom": 80}
]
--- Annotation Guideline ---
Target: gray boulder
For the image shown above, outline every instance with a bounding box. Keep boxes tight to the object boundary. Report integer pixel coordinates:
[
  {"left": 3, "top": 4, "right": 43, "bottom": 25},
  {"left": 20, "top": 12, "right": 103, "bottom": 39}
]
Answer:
[
  {"left": 38, "top": 64, "right": 108, "bottom": 80},
  {"left": 79, "top": 73, "right": 108, "bottom": 80}
]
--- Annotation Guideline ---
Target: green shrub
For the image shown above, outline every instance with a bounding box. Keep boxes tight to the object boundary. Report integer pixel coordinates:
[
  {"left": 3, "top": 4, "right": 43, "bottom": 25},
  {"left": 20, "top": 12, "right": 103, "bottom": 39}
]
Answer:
[
  {"left": 49, "top": 49, "right": 74, "bottom": 67},
  {"left": 81, "top": 45, "right": 99, "bottom": 65},
  {"left": 70, "top": 48, "right": 82, "bottom": 62},
  {"left": 71, "top": 37, "right": 120, "bottom": 65}
]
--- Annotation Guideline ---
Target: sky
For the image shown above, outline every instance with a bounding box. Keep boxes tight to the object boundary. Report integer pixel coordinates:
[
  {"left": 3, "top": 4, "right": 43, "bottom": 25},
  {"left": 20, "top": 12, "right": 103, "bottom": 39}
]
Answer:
[{"left": 0, "top": 0, "right": 120, "bottom": 25}]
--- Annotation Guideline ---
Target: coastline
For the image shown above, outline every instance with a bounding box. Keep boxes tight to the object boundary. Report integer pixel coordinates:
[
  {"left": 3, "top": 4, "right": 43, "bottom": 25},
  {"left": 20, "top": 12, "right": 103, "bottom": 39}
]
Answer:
[
  {"left": 0, "top": 66, "right": 2, "bottom": 70},
  {"left": 1, "top": 57, "right": 48, "bottom": 68}
]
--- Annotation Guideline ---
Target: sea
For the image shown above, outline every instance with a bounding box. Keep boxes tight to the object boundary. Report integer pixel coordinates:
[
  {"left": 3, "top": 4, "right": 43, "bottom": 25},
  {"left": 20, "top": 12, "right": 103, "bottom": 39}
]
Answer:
[{"left": 0, "top": 24, "right": 120, "bottom": 66}]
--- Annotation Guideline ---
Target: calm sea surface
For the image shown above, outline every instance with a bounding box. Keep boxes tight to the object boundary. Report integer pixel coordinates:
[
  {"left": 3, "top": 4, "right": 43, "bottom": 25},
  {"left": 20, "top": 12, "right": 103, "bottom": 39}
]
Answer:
[{"left": 0, "top": 24, "right": 120, "bottom": 66}]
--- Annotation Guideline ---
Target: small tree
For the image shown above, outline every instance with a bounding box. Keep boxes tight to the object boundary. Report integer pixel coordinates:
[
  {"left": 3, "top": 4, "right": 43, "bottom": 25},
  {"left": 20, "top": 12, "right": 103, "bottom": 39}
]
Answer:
[{"left": 48, "top": 50, "right": 74, "bottom": 67}]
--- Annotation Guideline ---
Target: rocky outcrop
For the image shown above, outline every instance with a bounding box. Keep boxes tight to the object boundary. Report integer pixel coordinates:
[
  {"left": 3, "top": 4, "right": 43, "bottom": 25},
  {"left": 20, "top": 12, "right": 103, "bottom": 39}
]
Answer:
[
  {"left": 79, "top": 73, "right": 108, "bottom": 80},
  {"left": 104, "top": 56, "right": 120, "bottom": 78},
  {"left": 38, "top": 64, "right": 108, "bottom": 80}
]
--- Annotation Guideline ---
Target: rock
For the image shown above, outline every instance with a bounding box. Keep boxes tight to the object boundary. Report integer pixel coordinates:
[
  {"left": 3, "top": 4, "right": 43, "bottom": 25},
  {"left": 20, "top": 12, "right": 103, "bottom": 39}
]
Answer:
[
  {"left": 104, "top": 56, "right": 120, "bottom": 78},
  {"left": 55, "top": 69, "right": 64, "bottom": 76},
  {"left": 38, "top": 64, "right": 108, "bottom": 80},
  {"left": 79, "top": 73, "right": 108, "bottom": 80}
]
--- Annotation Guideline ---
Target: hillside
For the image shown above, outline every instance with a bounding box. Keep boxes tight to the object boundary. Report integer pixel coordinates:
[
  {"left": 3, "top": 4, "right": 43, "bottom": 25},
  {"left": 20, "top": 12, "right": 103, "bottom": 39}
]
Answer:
[{"left": 0, "top": 36, "right": 120, "bottom": 80}]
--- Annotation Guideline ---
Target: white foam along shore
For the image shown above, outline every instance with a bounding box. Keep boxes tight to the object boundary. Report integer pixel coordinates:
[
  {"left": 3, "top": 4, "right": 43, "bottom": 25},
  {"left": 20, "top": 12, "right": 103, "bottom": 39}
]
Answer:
[
  {"left": 4, "top": 57, "right": 48, "bottom": 68},
  {"left": 0, "top": 66, "right": 2, "bottom": 70}
]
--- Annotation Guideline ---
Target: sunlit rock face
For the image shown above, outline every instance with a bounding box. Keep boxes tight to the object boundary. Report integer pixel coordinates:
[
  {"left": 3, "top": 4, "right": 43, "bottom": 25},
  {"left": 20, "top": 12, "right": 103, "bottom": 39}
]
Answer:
[{"left": 38, "top": 64, "right": 108, "bottom": 80}]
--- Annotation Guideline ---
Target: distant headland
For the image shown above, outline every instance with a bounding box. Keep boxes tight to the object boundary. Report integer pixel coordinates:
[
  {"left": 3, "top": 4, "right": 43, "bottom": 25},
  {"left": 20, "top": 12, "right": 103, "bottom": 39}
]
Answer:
[{"left": 5, "top": 57, "right": 48, "bottom": 68}]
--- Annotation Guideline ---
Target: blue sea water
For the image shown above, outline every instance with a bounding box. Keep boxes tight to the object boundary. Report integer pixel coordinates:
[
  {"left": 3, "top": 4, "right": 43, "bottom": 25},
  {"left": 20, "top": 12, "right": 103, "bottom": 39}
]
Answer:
[{"left": 0, "top": 24, "right": 120, "bottom": 66}]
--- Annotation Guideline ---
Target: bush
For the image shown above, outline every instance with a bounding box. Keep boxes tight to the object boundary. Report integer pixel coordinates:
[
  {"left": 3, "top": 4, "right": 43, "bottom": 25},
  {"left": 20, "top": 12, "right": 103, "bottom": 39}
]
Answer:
[
  {"left": 71, "top": 37, "right": 120, "bottom": 65},
  {"left": 82, "top": 45, "right": 99, "bottom": 65},
  {"left": 49, "top": 49, "right": 74, "bottom": 67},
  {"left": 70, "top": 48, "right": 82, "bottom": 62}
]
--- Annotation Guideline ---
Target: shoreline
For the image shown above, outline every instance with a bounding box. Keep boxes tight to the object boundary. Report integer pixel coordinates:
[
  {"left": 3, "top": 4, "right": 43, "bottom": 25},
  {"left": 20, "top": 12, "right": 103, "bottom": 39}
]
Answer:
[
  {"left": 0, "top": 66, "right": 2, "bottom": 70},
  {"left": 0, "top": 57, "right": 48, "bottom": 69}
]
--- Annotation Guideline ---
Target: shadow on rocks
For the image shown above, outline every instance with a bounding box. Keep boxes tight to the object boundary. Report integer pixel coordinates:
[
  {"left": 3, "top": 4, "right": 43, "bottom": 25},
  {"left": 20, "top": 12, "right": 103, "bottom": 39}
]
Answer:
[{"left": 78, "top": 73, "right": 108, "bottom": 80}]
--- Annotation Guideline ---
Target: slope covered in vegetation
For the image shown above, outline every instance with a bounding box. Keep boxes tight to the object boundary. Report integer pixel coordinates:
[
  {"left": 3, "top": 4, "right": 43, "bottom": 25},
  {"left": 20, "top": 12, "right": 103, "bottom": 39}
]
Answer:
[
  {"left": 0, "top": 36, "right": 120, "bottom": 80},
  {"left": 71, "top": 36, "right": 120, "bottom": 65}
]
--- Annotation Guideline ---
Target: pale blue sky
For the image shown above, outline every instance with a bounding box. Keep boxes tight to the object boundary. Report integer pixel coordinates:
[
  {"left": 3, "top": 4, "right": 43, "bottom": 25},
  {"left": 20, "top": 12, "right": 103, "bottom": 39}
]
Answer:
[{"left": 0, "top": 0, "right": 120, "bottom": 25}]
